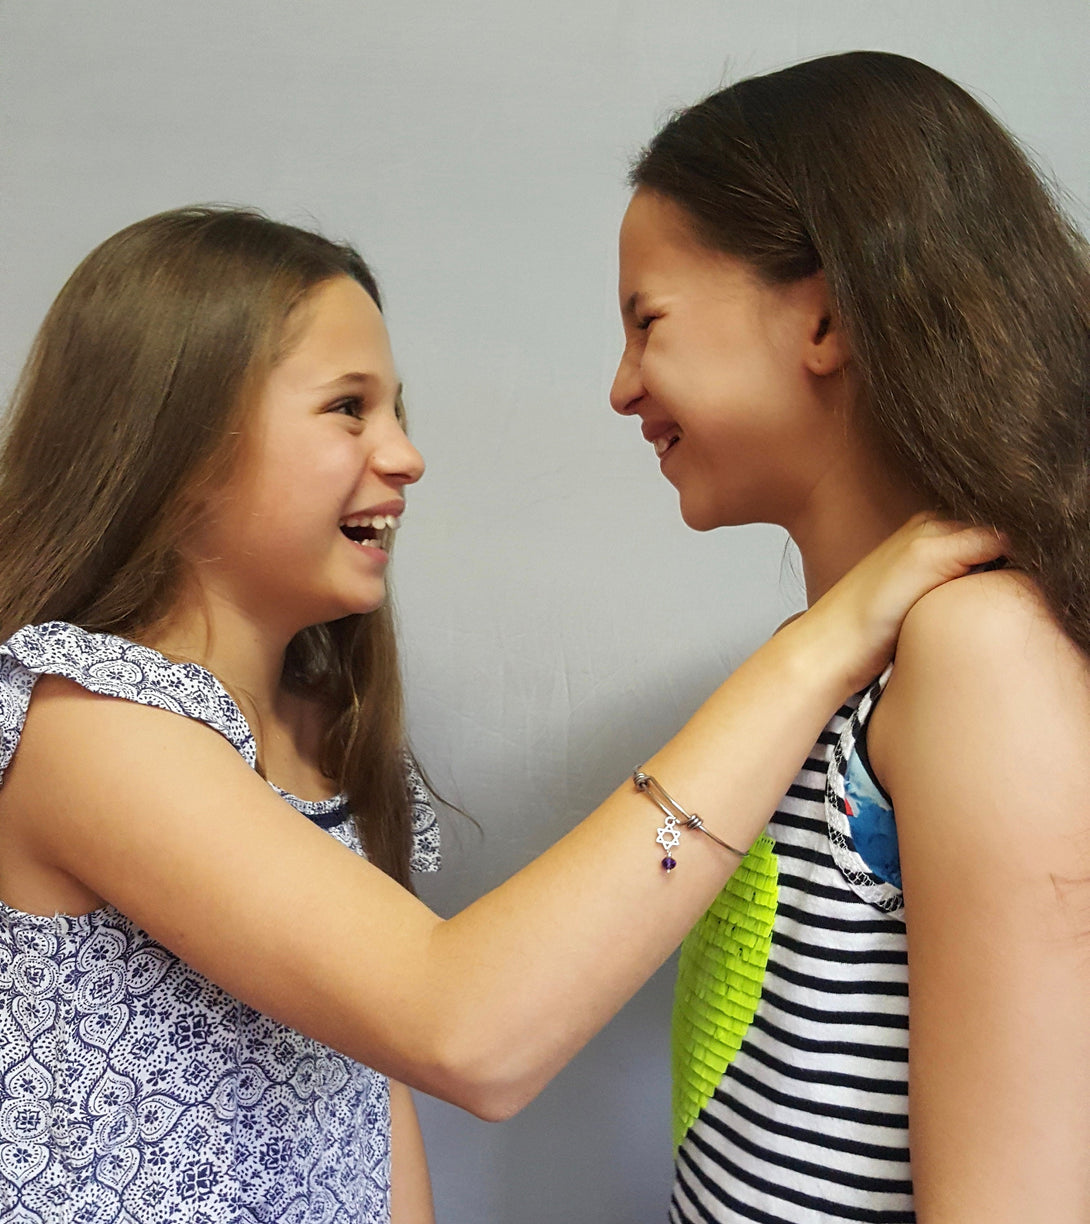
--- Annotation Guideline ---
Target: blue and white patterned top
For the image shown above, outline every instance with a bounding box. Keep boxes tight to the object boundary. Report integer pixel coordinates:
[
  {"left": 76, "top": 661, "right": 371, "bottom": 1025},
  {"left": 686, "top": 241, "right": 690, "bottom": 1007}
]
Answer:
[{"left": 0, "top": 621, "right": 440, "bottom": 1224}]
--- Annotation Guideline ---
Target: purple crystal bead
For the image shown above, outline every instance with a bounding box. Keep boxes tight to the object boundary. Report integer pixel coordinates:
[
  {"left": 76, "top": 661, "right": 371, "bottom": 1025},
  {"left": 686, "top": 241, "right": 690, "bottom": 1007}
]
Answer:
[{"left": 662, "top": 856, "right": 677, "bottom": 872}]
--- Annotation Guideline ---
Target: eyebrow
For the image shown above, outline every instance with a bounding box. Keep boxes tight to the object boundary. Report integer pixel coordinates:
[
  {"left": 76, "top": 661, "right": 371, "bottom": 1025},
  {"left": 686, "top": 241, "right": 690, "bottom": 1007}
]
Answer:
[
  {"left": 622, "top": 291, "right": 642, "bottom": 319},
  {"left": 316, "top": 372, "right": 403, "bottom": 399}
]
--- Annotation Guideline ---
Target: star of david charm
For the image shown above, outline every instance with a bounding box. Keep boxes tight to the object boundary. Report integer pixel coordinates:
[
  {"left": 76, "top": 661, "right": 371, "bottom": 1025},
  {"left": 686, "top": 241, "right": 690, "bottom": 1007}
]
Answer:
[
  {"left": 656, "top": 821, "right": 681, "bottom": 853},
  {"left": 656, "top": 814, "right": 681, "bottom": 871}
]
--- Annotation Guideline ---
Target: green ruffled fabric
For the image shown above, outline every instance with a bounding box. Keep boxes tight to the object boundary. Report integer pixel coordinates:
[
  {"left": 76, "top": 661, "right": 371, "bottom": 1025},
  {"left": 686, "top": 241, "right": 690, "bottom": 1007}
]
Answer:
[{"left": 671, "top": 833, "right": 779, "bottom": 1150}]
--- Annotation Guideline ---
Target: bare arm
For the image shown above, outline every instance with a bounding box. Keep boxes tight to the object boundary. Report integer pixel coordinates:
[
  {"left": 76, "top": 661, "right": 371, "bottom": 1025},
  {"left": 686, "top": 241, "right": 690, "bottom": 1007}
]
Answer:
[
  {"left": 0, "top": 518, "right": 1003, "bottom": 1121},
  {"left": 389, "top": 1081, "right": 435, "bottom": 1224},
  {"left": 869, "top": 571, "right": 1090, "bottom": 1221}
]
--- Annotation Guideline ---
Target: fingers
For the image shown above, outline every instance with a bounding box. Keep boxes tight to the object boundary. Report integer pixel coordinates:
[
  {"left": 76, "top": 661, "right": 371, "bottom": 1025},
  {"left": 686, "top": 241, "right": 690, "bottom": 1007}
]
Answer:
[
  {"left": 948, "top": 525, "right": 1008, "bottom": 566},
  {"left": 892, "top": 515, "right": 1007, "bottom": 569},
  {"left": 911, "top": 525, "right": 1008, "bottom": 577},
  {"left": 797, "top": 515, "right": 1010, "bottom": 695},
  {"left": 895, "top": 512, "right": 973, "bottom": 539}
]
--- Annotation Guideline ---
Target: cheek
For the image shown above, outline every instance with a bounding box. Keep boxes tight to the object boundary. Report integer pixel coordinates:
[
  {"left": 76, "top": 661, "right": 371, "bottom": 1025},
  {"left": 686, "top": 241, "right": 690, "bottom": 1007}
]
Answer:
[
  {"left": 250, "top": 428, "right": 358, "bottom": 513},
  {"left": 644, "top": 328, "right": 762, "bottom": 406}
]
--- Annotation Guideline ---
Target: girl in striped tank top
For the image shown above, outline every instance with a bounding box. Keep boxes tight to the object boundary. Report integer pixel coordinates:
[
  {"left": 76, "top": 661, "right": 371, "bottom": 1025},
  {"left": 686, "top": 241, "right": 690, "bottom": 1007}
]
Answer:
[{"left": 610, "top": 51, "right": 1090, "bottom": 1223}]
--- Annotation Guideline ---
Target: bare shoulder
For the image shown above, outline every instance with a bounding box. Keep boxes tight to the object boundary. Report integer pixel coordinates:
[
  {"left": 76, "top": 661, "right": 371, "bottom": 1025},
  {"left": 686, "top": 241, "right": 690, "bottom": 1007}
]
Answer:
[
  {"left": 6, "top": 668, "right": 272, "bottom": 864},
  {"left": 897, "top": 566, "right": 1072, "bottom": 663},
  {"left": 0, "top": 671, "right": 261, "bottom": 914},
  {"left": 15, "top": 669, "right": 249, "bottom": 775},
  {"left": 888, "top": 567, "right": 1089, "bottom": 709},
  {"left": 872, "top": 568, "right": 1090, "bottom": 805}
]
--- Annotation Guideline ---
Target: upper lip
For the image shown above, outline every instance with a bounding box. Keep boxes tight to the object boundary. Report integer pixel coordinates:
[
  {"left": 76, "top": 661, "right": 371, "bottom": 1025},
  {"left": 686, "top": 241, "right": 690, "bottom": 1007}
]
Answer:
[{"left": 342, "top": 499, "right": 405, "bottom": 520}]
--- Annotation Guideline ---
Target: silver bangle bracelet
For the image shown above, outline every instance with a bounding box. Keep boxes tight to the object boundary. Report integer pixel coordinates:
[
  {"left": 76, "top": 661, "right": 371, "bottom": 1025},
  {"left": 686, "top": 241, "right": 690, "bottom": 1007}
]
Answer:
[{"left": 633, "top": 769, "right": 747, "bottom": 872}]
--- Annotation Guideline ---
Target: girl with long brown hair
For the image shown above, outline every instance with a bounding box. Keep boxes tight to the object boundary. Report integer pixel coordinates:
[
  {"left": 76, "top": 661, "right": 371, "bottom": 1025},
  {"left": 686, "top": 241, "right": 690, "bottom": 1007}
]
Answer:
[
  {"left": 611, "top": 50, "right": 1090, "bottom": 1222},
  {"left": 0, "top": 206, "right": 999, "bottom": 1222}
]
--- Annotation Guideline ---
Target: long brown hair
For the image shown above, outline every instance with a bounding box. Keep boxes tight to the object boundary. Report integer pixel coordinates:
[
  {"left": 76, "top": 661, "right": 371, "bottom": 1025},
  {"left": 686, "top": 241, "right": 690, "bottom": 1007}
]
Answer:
[
  {"left": 632, "top": 51, "right": 1090, "bottom": 653},
  {"left": 0, "top": 207, "right": 421, "bottom": 887}
]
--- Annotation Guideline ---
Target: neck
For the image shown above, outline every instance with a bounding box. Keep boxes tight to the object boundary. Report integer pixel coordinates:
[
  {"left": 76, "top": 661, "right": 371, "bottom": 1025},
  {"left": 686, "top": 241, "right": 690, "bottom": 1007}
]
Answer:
[
  {"left": 144, "top": 588, "right": 296, "bottom": 723},
  {"left": 784, "top": 450, "right": 927, "bottom": 606},
  {"left": 143, "top": 581, "right": 337, "bottom": 800}
]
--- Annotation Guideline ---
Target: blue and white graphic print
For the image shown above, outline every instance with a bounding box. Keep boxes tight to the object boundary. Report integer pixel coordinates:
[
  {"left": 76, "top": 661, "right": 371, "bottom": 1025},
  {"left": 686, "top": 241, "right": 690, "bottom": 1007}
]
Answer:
[
  {"left": 0, "top": 621, "right": 440, "bottom": 1223},
  {"left": 843, "top": 742, "right": 902, "bottom": 889}
]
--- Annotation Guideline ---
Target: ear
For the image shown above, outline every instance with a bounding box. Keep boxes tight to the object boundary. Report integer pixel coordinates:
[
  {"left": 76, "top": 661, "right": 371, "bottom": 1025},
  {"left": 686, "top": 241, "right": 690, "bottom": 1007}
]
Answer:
[{"left": 801, "top": 272, "right": 851, "bottom": 376}]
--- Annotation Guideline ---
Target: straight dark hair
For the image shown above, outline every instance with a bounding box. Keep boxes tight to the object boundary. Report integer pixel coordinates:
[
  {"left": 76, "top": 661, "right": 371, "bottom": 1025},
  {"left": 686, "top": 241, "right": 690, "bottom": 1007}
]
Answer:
[
  {"left": 632, "top": 51, "right": 1090, "bottom": 654},
  {"left": 0, "top": 207, "right": 421, "bottom": 887}
]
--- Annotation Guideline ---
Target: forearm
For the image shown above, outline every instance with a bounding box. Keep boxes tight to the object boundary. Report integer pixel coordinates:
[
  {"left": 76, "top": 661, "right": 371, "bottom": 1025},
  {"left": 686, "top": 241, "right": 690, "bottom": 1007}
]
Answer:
[
  {"left": 422, "top": 613, "right": 856, "bottom": 1116},
  {"left": 22, "top": 521, "right": 1001, "bottom": 1122}
]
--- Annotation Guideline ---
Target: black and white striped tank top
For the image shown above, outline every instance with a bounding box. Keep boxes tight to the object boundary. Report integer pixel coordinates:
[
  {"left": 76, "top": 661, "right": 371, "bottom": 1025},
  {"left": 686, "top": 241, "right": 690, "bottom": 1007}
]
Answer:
[{"left": 670, "top": 670, "right": 913, "bottom": 1223}]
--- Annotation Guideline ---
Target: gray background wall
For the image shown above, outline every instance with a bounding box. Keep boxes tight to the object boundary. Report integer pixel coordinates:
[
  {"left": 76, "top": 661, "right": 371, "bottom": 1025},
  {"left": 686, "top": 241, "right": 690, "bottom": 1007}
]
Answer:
[{"left": 1, "top": 3, "right": 1086, "bottom": 1220}]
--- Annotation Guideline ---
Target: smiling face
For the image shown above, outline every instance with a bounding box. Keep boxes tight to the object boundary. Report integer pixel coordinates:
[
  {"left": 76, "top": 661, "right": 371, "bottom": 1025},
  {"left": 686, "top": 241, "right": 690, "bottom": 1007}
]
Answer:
[
  {"left": 610, "top": 190, "right": 852, "bottom": 533},
  {"left": 185, "top": 275, "right": 424, "bottom": 636}
]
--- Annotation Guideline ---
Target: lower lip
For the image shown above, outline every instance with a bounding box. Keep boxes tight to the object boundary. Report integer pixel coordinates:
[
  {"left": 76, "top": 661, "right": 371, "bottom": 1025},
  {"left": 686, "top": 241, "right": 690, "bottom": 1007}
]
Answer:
[
  {"left": 344, "top": 536, "right": 390, "bottom": 563},
  {"left": 656, "top": 438, "right": 680, "bottom": 467}
]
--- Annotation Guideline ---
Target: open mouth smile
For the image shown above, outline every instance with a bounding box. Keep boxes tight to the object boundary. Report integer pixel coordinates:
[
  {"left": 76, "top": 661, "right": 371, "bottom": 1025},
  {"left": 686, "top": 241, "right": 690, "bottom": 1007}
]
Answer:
[{"left": 339, "top": 511, "right": 401, "bottom": 550}]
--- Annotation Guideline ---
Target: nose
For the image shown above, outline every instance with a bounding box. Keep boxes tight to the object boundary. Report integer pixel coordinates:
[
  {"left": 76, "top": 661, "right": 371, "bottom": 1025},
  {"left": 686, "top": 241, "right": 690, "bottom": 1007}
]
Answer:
[
  {"left": 375, "top": 419, "right": 425, "bottom": 486},
  {"left": 610, "top": 346, "right": 643, "bottom": 416}
]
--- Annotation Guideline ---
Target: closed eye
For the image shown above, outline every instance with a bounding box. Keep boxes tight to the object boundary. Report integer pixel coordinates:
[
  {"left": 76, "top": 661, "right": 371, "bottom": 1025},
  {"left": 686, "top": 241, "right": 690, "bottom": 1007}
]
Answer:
[
  {"left": 329, "top": 396, "right": 366, "bottom": 419},
  {"left": 635, "top": 314, "right": 658, "bottom": 332}
]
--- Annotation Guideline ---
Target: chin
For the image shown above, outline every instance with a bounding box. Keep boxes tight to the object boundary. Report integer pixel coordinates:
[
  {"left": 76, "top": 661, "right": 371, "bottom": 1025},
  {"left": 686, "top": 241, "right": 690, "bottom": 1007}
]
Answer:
[
  {"left": 679, "top": 500, "right": 732, "bottom": 533},
  {"left": 312, "top": 587, "right": 389, "bottom": 624},
  {"left": 348, "top": 592, "right": 389, "bottom": 617},
  {"left": 679, "top": 488, "right": 776, "bottom": 533}
]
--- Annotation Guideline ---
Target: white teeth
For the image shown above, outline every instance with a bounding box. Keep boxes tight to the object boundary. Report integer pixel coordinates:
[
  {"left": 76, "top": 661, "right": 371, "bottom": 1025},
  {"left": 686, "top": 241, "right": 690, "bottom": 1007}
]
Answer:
[
  {"left": 653, "top": 433, "right": 680, "bottom": 457},
  {"left": 340, "top": 513, "right": 401, "bottom": 530}
]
